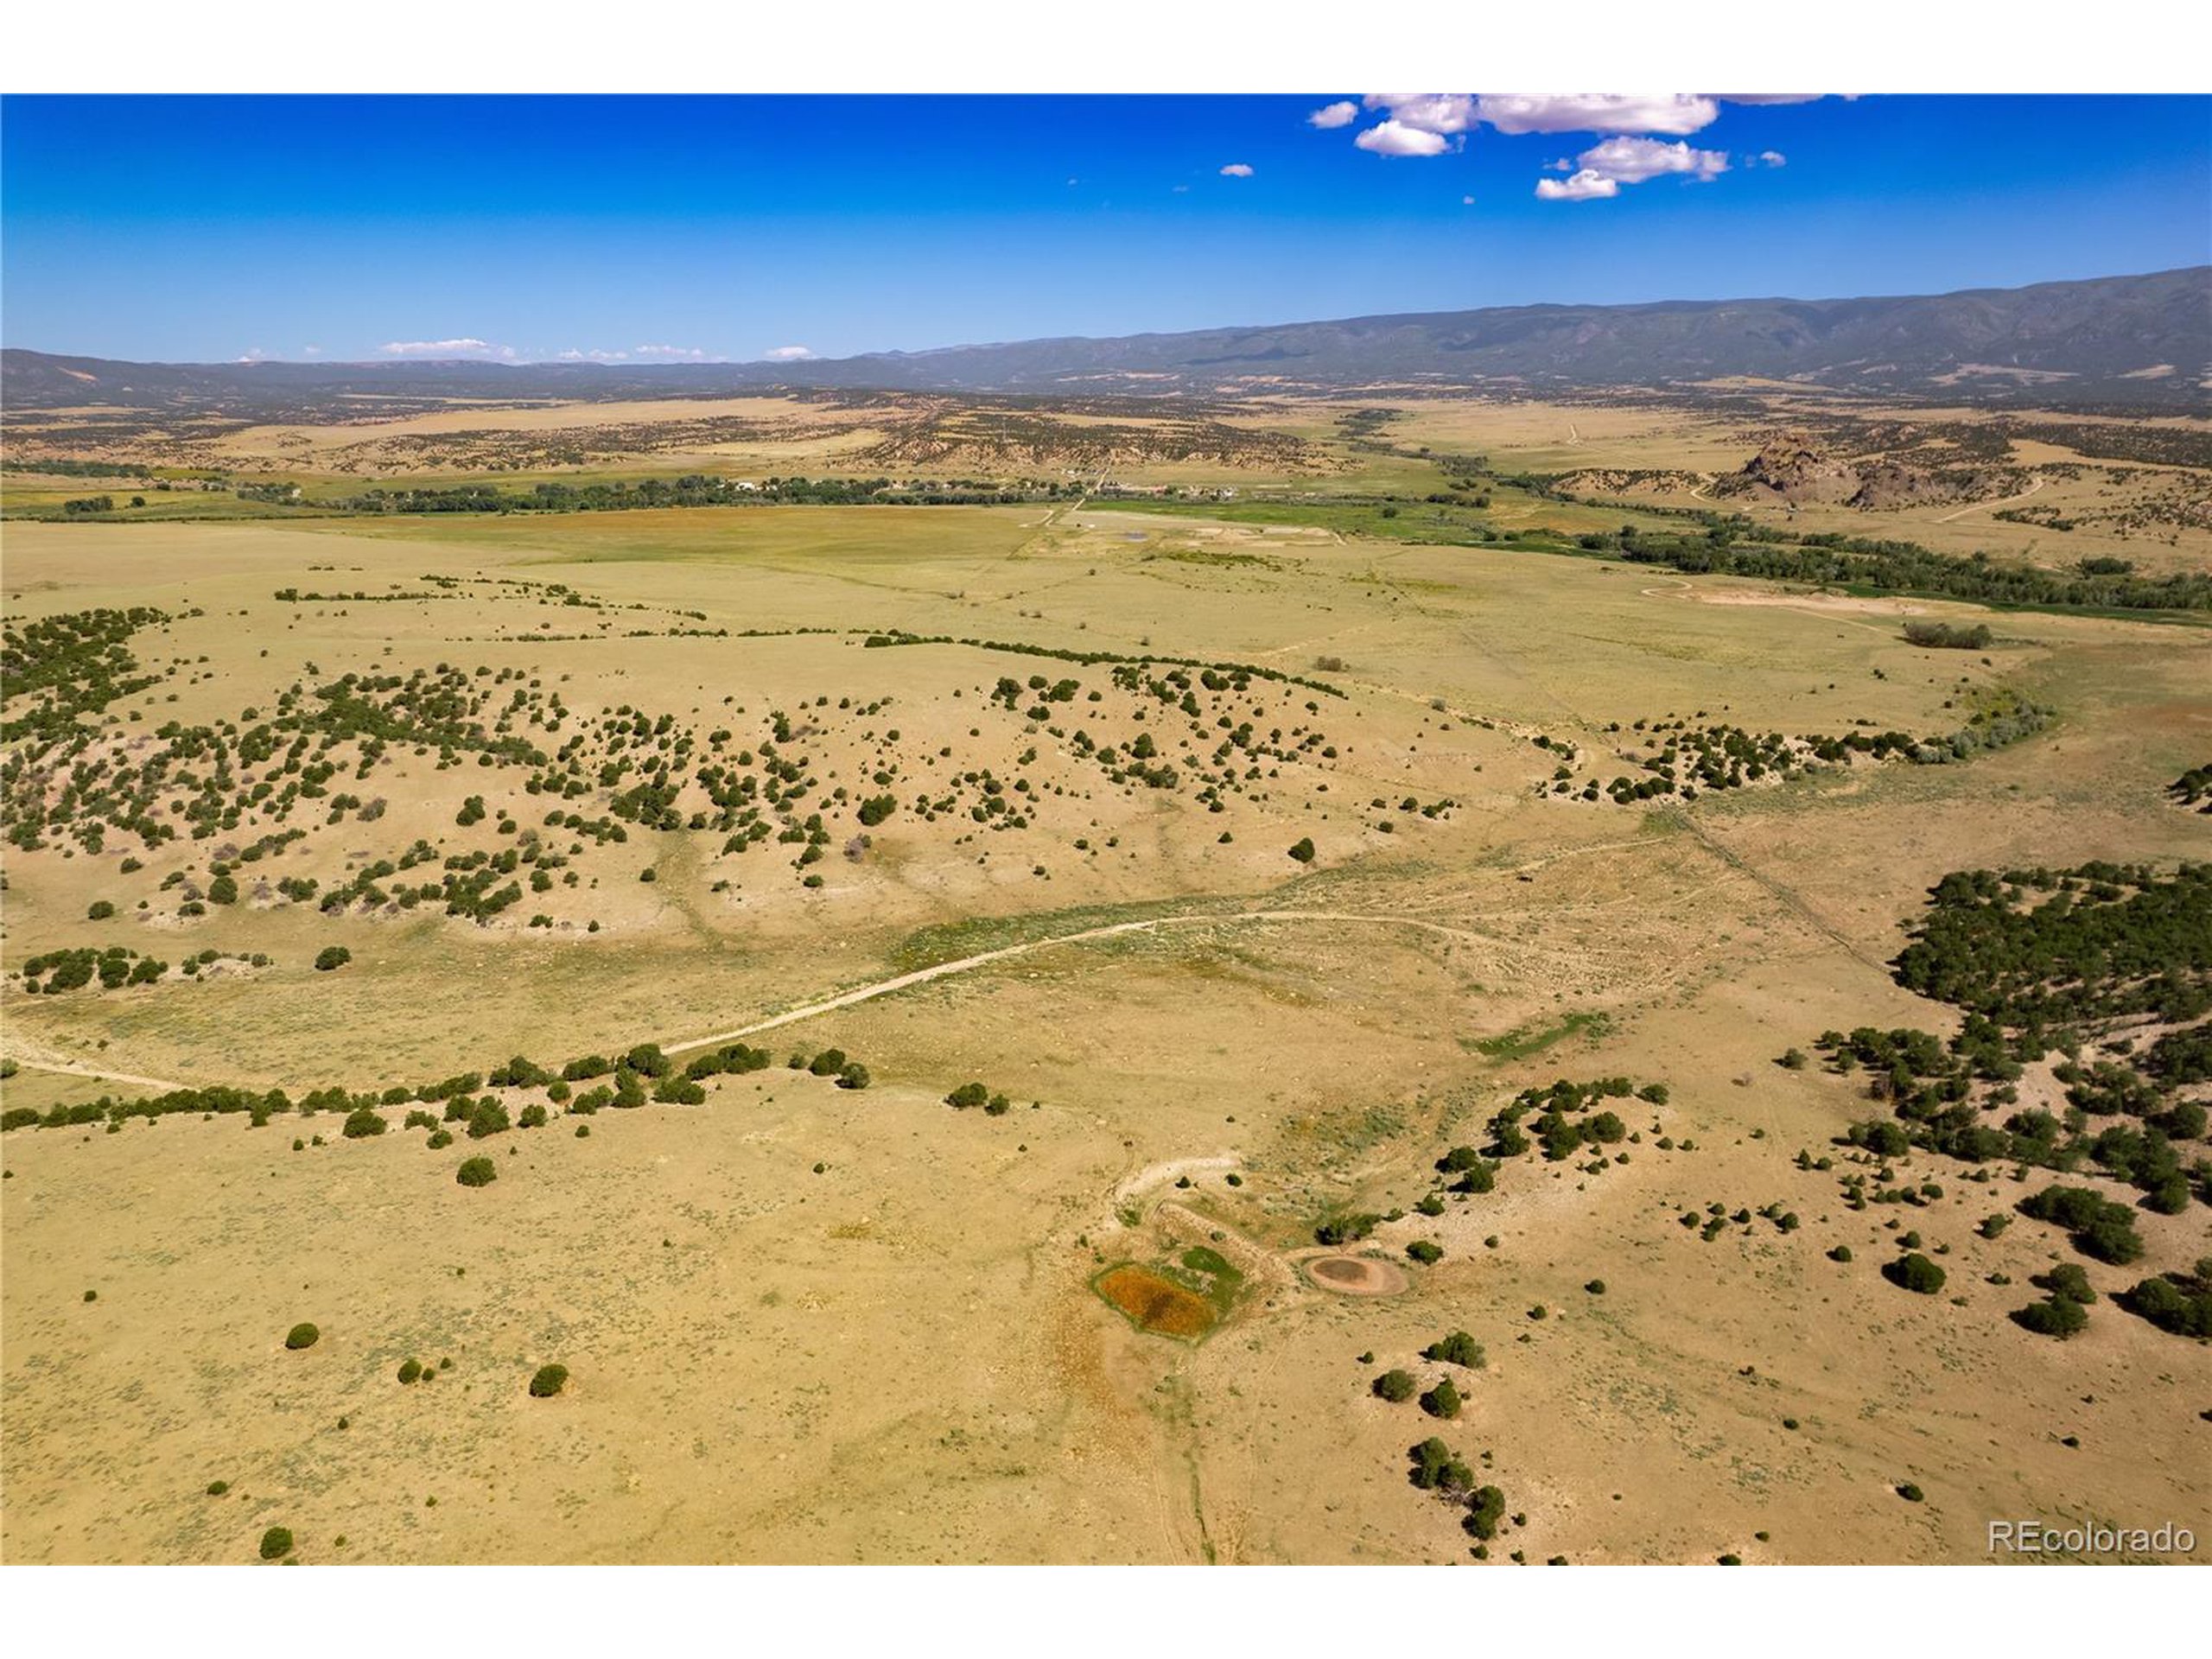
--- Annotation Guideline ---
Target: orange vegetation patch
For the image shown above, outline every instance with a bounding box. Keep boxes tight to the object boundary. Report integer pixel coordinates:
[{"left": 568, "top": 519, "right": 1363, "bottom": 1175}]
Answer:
[{"left": 1094, "top": 1265, "right": 1217, "bottom": 1339}]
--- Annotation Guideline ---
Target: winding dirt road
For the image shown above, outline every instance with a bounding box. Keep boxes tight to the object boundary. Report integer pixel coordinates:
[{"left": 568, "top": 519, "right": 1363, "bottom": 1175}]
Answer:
[
  {"left": 1936, "top": 474, "right": 2044, "bottom": 524},
  {"left": 664, "top": 906, "right": 1503, "bottom": 1055}
]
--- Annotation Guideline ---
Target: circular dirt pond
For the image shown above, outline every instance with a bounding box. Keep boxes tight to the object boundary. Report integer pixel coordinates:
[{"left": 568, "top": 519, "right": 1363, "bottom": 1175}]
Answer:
[{"left": 1303, "top": 1255, "right": 1408, "bottom": 1295}]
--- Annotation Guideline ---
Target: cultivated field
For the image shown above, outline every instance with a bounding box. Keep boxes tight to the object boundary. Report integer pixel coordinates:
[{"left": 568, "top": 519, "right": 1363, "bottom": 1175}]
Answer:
[{"left": 3, "top": 391, "right": 2208, "bottom": 1565}]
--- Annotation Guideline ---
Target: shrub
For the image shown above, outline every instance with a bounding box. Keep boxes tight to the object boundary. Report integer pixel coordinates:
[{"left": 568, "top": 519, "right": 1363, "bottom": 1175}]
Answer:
[
  {"left": 837, "top": 1062, "right": 870, "bottom": 1090},
  {"left": 1406, "top": 1240, "right": 1443, "bottom": 1265},
  {"left": 1419, "top": 1376, "right": 1463, "bottom": 1419},
  {"left": 529, "top": 1363, "right": 569, "bottom": 1398},
  {"left": 1314, "top": 1213, "right": 1380, "bottom": 1246},
  {"left": 397, "top": 1357, "right": 423, "bottom": 1384},
  {"left": 1287, "top": 837, "right": 1316, "bottom": 864},
  {"left": 1465, "top": 1484, "right": 1507, "bottom": 1541},
  {"left": 945, "top": 1082, "right": 989, "bottom": 1109},
  {"left": 87, "top": 899, "right": 116, "bottom": 920},
  {"left": 258, "top": 1526, "right": 294, "bottom": 1560},
  {"left": 1896, "top": 1483, "right": 1924, "bottom": 1503},
  {"left": 1372, "top": 1369, "right": 1418, "bottom": 1402},
  {"left": 1829, "top": 1245, "right": 1853, "bottom": 1263},
  {"left": 340, "top": 1108, "right": 385, "bottom": 1139},
  {"left": 455, "top": 1156, "right": 497, "bottom": 1187},
  {"left": 1585, "top": 1279, "right": 1607, "bottom": 1295},
  {"left": 207, "top": 1479, "right": 229, "bottom": 1496},
  {"left": 426, "top": 1128, "right": 454, "bottom": 1149},
  {"left": 2012, "top": 1297, "right": 2089, "bottom": 1338},
  {"left": 1423, "top": 1331, "right": 1485, "bottom": 1369},
  {"left": 1883, "top": 1253, "right": 1947, "bottom": 1294},
  {"left": 2035, "top": 1263, "right": 2097, "bottom": 1304},
  {"left": 284, "top": 1322, "right": 320, "bottom": 1351},
  {"left": 808, "top": 1049, "right": 848, "bottom": 1077},
  {"left": 467, "top": 1100, "right": 511, "bottom": 1139},
  {"left": 1408, "top": 1437, "right": 1471, "bottom": 1491},
  {"left": 314, "top": 946, "right": 351, "bottom": 972},
  {"left": 518, "top": 1103, "right": 548, "bottom": 1128}
]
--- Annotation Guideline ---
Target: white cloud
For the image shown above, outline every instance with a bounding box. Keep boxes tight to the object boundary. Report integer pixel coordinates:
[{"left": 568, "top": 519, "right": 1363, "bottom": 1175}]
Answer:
[
  {"left": 556, "top": 348, "right": 631, "bottom": 363},
  {"left": 1172, "top": 183, "right": 1190, "bottom": 193},
  {"left": 1478, "top": 93, "right": 1719, "bottom": 136},
  {"left": 1535, "top": 169, "right": 1619, "bottom": 202},
  {"left": 1219, "top": 162, "right": 1254, "bottom": 177},
  {"left": 378, "top": 337, "right": 515, "bottom": 359},
  {"left": 301, "top": 345, "right": 321, "bottom": 357},
  {"left": 1461, "top": 194, "right": 1475, "bottom": 206},
  {"left": 1361, "top": 93, "right": 1477, "bottom": 135},
  {"left": 1718, "top": 94, "right": 1827, "bottom": 105},
  {"left": 1306, "top": 100, "right": 1358, "bottom": 130},
  {"left": 632, "top": 344, "right": 708, "bottom": 360},
  {"left": 1354, "top": 119, "right": 1452, "bottom": 157},
  {"left": 1547, "top": 156, "right": 1574, "bottom": 171},
  {"left": 1577, "top": 135, "right": 1729, "bottom": 183},
  {"left": 762, "top": 345, "right": 815, "bottom": 362},
  {"left": 1750, "top": 149, "right": 1788, "bottom": 168}
]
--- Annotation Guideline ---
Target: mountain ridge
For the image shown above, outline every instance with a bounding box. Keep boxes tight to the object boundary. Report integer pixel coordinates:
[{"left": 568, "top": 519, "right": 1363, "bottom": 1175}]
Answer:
[{"left": 6, "top": 266, "right": 2206, "bottom": 412}]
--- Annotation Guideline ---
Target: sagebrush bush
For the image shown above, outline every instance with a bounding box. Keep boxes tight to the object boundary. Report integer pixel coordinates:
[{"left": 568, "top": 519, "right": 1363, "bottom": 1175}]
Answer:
[
  {"left": 455, "top": 1156, "right": 497, "bottom": 1187},
  {"left": 529, "top": 1363, "right": 569, "bottom": 1398},
  {"left": 258, "top": 1526, "right": 293, "bottom": 1560},
  {"left": 284, "top": 1322, "right": 319, "bottom": 1350}
]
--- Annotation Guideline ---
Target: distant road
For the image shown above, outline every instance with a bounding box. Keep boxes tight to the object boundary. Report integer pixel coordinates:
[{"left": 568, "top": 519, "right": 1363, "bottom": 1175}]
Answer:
[{"left": 1936, "top": 474, "right": 2044, "bottom": 524}]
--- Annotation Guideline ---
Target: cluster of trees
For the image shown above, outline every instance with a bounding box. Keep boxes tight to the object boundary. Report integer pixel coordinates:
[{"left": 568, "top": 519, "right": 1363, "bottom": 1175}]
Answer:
[
  {"left": 1902, "top": 620, "right": 1995, "bottom": 650},
  {"left": 1, "top": 605, "right": 170, "bottom": 745},
  {"left": 1480, "top": 1077, "right": 1656, "bottom": 1165},
  {"left": 1573, "top": 520, "right": 2212, "bottom": 613},
  {"left": 326, "top": 474, "right": 1054, "bottom": 517},
  {"left": 2012, "top": 1262, "right": 2096, "bottom": 1339},
  {"left": 18, "top": 944, "right": 169, "bottom": 993},
  {"left": 1814, "top": 864, "right": 2212, "bottom": 1246},
  {"left": 1404, "top": 1439, "right": 1510, "bottom": 1547},
  {"left": 2019, "top": 1185, "right": 2146, "bottom": 1266},
  {"left": 2119, "top": 1258, "right": 2212, "bottom": 1338},
  {"left": 946, "top": 1080, "right": 1014, "bottom": 1114}
]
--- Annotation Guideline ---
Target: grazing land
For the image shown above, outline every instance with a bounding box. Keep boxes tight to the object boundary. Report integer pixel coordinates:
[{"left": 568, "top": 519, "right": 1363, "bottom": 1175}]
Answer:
[{"left": 3, "top": 384, "right": 2208, "bottom": 1566}]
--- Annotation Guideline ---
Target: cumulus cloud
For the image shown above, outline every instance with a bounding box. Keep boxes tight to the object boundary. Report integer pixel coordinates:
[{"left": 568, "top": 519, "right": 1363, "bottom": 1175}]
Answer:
[
  {"left": 1354, "top": 119, "right": 1452, "bottom": 157},
  {"left": 1362, "top": 93, "right": 1477, "bottom": 135},
  {"left": 1535, "top": 169, "right": 1621, "bottom": 201},
  {"left": 632, "top": 344, "right": 708, "bottom": 360},
  {"left": 1306, "top": 99, "right": 1358, "bottom": 130},
  {"left": 1219, "top": 162, "right": 1254, "bottom": 177},
  {"left": 1478, "top": 93, "right": 1719, "bottom": 136},
  {"left": 1718, "top": 94, "right": 1827, "bottom": 105},
  {"left": 556, "top": 348, "right": 631, "bottom": 363},
  {"left": 1750, "top": 149, "right": 1788, "bottom": 168},
  {"left": 762, "top": 345, "right": 815, "bottom": 362},
  {"left": 378, "top": 337, "right": 515, "bottom": 359},
  {"left": 1576, "top": 135, "right": 1729, "bottom": 183}
]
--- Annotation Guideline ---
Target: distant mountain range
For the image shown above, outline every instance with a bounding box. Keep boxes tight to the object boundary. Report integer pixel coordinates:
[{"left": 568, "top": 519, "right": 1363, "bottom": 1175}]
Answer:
[{"left": 7, "top": 268, "right": 2207, "bottom": 413}]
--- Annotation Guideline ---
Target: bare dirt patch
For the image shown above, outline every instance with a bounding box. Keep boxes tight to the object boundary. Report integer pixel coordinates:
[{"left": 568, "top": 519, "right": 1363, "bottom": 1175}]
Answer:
[{"left": 1300, "top": 1255, "right": 1408, "bottom": 1296}]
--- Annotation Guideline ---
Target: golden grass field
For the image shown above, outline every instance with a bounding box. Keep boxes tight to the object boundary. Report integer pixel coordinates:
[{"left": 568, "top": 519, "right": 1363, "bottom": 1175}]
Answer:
[{"left": 3, "top": 392, "right": 2208, "bottom": 1565}]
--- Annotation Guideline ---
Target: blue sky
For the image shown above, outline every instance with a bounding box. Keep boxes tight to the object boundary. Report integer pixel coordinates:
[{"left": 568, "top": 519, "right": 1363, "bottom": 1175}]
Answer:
[{"left": 3, "top": 93, "right": 2206, "bottom": 364}]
